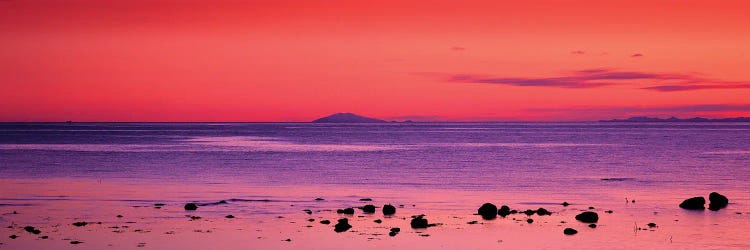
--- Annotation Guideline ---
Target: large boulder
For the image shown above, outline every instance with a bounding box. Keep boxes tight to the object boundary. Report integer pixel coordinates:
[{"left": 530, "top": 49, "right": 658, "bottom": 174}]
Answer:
[
  {"left": 333, "top": 218, "right": 352, "bottom": 232},
  {"left": 679, "top": 197, "right": 705, "bottom": 210},
  {"left": 477, "top": 203, "right": 498, "bottom": 219},
  {"left": 575, "top": 212, "right": 599, "bottom": 223},
  {"left": 708, "top": 192, "right": 729, "bottom": 211},
  {"left": 536, "top": 208, "right": 552, "bottom": 216},
  {"left": 383, "top": 204, "right": 396, "bottom": 215}
]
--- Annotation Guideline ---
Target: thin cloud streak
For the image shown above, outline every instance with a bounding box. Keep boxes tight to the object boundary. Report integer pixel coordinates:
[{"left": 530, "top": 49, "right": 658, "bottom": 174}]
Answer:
[{"left": 441, "top": 68, "right": 750, "bottom": 91}]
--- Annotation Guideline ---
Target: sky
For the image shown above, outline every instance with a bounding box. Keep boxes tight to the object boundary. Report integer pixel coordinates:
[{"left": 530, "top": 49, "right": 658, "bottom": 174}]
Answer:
[{"left": 2, "top": 0, "right": 750, "bottom": 122}]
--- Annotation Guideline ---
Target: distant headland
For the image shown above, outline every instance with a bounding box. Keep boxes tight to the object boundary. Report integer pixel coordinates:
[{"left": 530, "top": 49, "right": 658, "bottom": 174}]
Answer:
[
  {"left": 312, "top": 113, "right": 388, "bottom": 123},
  {"left": 600, "top": 116, "right": 750, "bottom": 122}
]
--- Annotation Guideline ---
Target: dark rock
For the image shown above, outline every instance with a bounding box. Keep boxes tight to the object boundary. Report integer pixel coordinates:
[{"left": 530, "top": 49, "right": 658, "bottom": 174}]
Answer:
[
  {"left": 359, "top": 198, "right": 373, "bottom": 201},
  {"left": 72, "top": 222, "right": 88, "bottom": 227},
  {"left": 575, "top": 212, "right": 599, "bottom": 223},
  {"left": 374, "top": 219, "right": 382, "bottom": 224},
  {"left": 154, "top": 203, "right": 165, "bottom": 207},
  {"left": 588, "top": 206, "right": 595, "bottom": 210},
  {"left": 117, "top": 215, "right": 123, "bottom": 218},
  {"left": 23, "top": 226, "right": 36, "bottom": 233},
  {"left": 190, "top": 216, "right": 201, "bottom": 220},
  {"left": 708, "top": 192, "right": 729, "bottom": 211},
  {"left": 631, "top": 200, "right": 636, "bottom": 203},
  {"left": 388, "top": 231, "right": 397, "bottom": 237},
  {"left": 319, "top": 220, "right": 331, "bottom": 225},
  {"left": 314, "top": 198, "right": 325, "bottom": 201},
  {"left": 523, "top": 209, "right": 536, "bottom": 216},
  {"left": 526, "top": 219, "right": 534, "bottom": 224},
  {"left": 536, "top": 208, "right": 551, "bottom": 216},
  {"left": 467, "top": 221, "right": 478, "bottom": 224},
  {"left": 184, "top": 203, "right": 198, "bottom": 210},
  {"left": 478, "top": 203, "right": 498, "bottom": 219},
  {"left": 337, "top": 207, "right": 355, "bottom": 214},
  {"left": 390, "top": 227, "right": 401, "bottom": 233},
  {"left": 604, "top": 210, "right": 613, "bottom": 214},
  {"left": 303, "top": 209, "right": 312, "bottom": 215},
  {"left": 70, "top": 241, "right": 83, "bottom": 244},
  {"left": 307, "top": 218, "right": 315, "bottom": 222},
  {"left": 498, "top": 205, "right": 511, "bottom": 217},
  {"left": 383, "top": 204, "right": 396, "bottom": 215},
  {"left": 588, "top": 223, "right": 597, "bottom": 228},
  {"left": 284, "top": 238, "right": 291, "bottom": 242},
  {"left": 40, "top": 235, "right": 48, "bottom": 239},
  {"left": 334, "top": 218, "right": 352, "bottom": 232},
  {"left": 9, "top": 235, "right": 17, "bottom": 239},
  {"left": 509, "top": 210, "right": 518, "bottom": 214},
  {"left": 679, "top": 197, "right": 705, "bottom": 210},
  {"left": 410, "top": 215, "right": 429, "bottom": 228},
  {"left": 647, "top": 222, "right": 656, "bottom": 228},
  {"left": 563, "top": 228, "right": 578, "bottom": 235},
  {"left": 562, "top": 202, "right": 570, "bottom": 207},
  {"left": 362, "top": 205, "right": 376, "bottom": 213}
]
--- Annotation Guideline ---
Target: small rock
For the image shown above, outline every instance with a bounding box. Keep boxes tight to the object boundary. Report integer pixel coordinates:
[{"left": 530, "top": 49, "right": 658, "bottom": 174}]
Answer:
[
  {"left": 72, "top": 222, "right": 88, "bottom": 227},
  {"left": 526, "top": 219, "right": 533, "bottom": 224},
  {"left": 390, "top": 227, "right": 401, "bottom": 232},
  {"left": 575, "top": 212, "right": 599, "bottom": 223},
  {"left": 362, "top": 205, "right": 376, "bottom": 213},
  {"left": 478, "top": 203, "right": 498, "bottom": 219},
  {"left": 604, "top": 210, "right": 613, "bottom": 214},
  {"left": 563, "top": 228, "right": 578, "bottom": 235},
  {"left": 117, "top": 215, "right": 123, "bottom": 218},
  {"left": 40, "top": 235, "right": 48, "bottom": 239},
  {"left": 562, "top": 202, "right": 570, "bottom": 207},
  {"left": 307, "top": 218, "right": 315, "bottom": 222},
  {"left": 337, "top": 208, "right": 355, "bottom": 214},
  {"left": 588, "top": 223, "right": 597, "bottom": 228},
  {"left": 334, "top": 218, "right": 352, "bottom": 232},
  {"left": 410, "top": 215, "right": 430, "bottom": 228},
  {"left": 225, "top": 215, "right": 235, "bottom": 219},
  {"left": 303, "top": 209, "right": 312, "bottom": 215},
  {"left": 383, "top": 204, "right": 396, "bottom": 215},
  {"left": 467, "top": 221, "right": 478, "bottom": 224},
  {"left": 70, "top": 241, "right": 83, "bottom": 244},
  {"left": 388, "top": 231, "right": 397, "bottom": 237},
  {"left": 708, "top": 192, "right": 729, "bottom": 211},
  {"left": 373, "top": 219, "right": 382, "bottom": 224},
  {"left": 283, "top": 238, "right": 291, "bottom": 242},
  {"left": 536, "top": 208, "right": 551, "bottom": 216},
  {"left": 9, "top": 235, "right": 17, "bottom": 239},
  {"left": 360, "top": 198, "right": 373, "bottom": 201},
  {"left": 647, "top": 222, "right": 657, "bottom": 228},
  {"left": 320, "top": 220, "right": 331, "bottom": 225},
  {"left": 588, "top": 206, "right": 595, "bottom": 210},
  {"left": 679, "top": 197, "right": 705, "bottom": 210},
  {"left": 184, "top": 203, "right": 198, "bottom": 210},
  {"left": 314, "top": 198, "right": 325, "bottom": 201},
  {"left": 523, "top": 209, "right": 536, "bottom": 216}
]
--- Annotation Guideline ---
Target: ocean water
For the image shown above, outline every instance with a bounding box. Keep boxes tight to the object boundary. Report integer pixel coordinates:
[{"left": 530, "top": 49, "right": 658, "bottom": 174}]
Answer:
[{"left": 1, "top": 122, "right": 750, "bottom": 249}]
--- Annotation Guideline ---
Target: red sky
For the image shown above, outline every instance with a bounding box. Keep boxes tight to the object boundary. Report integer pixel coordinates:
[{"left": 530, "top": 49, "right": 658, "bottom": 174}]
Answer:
[{"left": 2, "top": 0, "right": 750, "bottom": 122}]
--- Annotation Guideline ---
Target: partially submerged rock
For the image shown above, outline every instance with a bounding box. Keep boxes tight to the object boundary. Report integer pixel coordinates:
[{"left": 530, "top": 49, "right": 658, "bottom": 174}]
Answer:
[
  {"left": 225, "top": 215, "right": 235, "bottom": 219},
  {"left": 563, "top": 228, "right": 578, "bottom": 235},
  {"left": 588, "top": 223, "right": 597, "bottom": 228},
  {"left": 410, "top": 215, "right": 430, "bottom": 228},
  {"left": 523, "top": 209, "right": 536, "bottom": 216},
  {"left": 536, "top": 208, "right": 552, "bottom": 216},
  {"left": 336, "top": 208, "right": 355, "bottom": 214},
  {"left": 334, "top": 218, "right": 352, "bottom": 232},
  {"left": 184, "top": 203, "right": 198, "bottom": 211},
  {"left": 383, "top": 204, "right": 396, "bottom": 215},
  {"left": 708, "top": 192, "right": 729, "bottom": 211},
  {"left": 362, "top": 205, "right": 376, "bottom": 213},
  {"left": 72, "top": 222, "right": 88, "bottom": 227},
  {"left": 23, "top": 226, "right": 41, "bottom": 235},
  {"left": 498, "top": 205, "right": 511, "bottom": 217},
  {"left": 575, "top": 212, "right": 599, "bottom": 223},
  {"left": 679, "top": 197, "right": 705, "bottom": 210},
  {"left": 478, "top": 203, "right": 498, "bottom": 219},
  {"left": 319, "top": 220, "right": 331, "bottom": 225}
]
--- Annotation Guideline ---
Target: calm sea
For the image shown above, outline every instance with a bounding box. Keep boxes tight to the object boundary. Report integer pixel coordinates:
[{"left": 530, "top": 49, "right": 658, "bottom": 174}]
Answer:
[{"left": 1, "top": 122, "right": 749, "bottom": 191}]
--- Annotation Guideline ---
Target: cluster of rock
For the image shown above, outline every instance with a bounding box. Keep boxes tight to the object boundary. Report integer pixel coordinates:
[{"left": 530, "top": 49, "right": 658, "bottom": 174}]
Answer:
[
  {"left": 477, "top": 203, "right": 553, "bottom": 220},
  {"left": 679, "top": 192, "right": 729, "bottom": 211}
]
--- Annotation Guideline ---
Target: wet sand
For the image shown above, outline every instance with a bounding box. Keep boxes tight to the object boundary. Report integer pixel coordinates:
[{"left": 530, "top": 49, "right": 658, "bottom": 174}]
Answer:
[{"left": 1, "top": 178, "right": 749, "bottom": 249}]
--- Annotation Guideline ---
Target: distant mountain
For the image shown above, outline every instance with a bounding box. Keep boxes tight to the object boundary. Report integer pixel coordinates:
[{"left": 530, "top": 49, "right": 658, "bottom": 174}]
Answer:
[
  {"left": 600, "top": 116, "right": 750, "bottom": 122},
  {"left": 312, "top": 113, "right": 388, "bottom": 123}
]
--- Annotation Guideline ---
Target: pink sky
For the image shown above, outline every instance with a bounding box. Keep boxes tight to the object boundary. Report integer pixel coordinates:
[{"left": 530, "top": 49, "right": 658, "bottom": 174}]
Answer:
[{"left": 2, "top": 0, "right": 750, "bottom": 121}]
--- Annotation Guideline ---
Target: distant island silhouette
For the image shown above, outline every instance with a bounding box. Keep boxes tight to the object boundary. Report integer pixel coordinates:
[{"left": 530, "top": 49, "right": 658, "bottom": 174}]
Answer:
[
  {"left": 600, "top": 116, "right": 750, "bottom": 122},
  {"left": 312, "top": 113, "right": 388, "bottom": 123}
]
